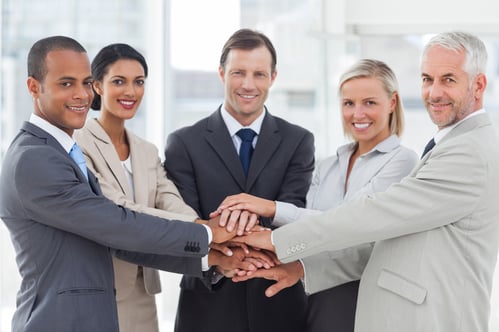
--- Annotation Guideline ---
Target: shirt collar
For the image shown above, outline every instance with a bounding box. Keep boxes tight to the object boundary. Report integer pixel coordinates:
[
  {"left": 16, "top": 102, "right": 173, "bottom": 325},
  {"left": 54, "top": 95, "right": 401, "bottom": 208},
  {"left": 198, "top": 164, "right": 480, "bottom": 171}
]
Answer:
[
  {"left": 433, "top": 108, "right": 485, "bottom": 144},
  {"left": 337, "top": 134, "right": 400, "bottom": 157},
  {"left": 220, "top": 104, "right": 265, "bottom": 137},
  {"left": 29, "top": 113, "right": 76, "bottom": 153}
]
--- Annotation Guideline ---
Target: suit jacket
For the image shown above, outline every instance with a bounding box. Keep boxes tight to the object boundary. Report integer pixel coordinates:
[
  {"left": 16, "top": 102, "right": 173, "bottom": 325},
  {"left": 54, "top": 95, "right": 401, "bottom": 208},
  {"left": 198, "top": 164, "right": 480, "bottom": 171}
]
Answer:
[
  {"left": 274, "top": 113, "right": 499, "bottom": 332},
  {"left": 0, "top": 122, "right": 208, "bottom": 332},
  {"left": 164, "top": 107, "right": 315, "bottom": 332},
  {"left": 75, "top": 118, "right": 198, "bottom": 300}
]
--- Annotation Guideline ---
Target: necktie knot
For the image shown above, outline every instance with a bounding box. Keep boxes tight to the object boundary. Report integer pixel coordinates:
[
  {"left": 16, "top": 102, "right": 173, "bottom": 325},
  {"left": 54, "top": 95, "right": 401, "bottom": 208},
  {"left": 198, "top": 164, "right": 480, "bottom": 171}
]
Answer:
[
  {"left": 421, "top": 138, "right": 436, "bottom": 158},
  {"left": 236, "top": 128, "right": 256, "bottom": 142},
  {"left": 69, "top": 143, "right": 88, "bottom": 180},
  {"left": 236, "top": 129, "right": 256, "bottom": 177}
]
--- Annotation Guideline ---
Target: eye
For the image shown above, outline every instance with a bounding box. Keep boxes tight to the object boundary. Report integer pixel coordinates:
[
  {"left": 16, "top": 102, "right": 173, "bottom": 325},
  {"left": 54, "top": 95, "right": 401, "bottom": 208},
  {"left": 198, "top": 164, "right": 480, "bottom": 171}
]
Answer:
[
  {"left": 255, "top": 72, "right": 267, "bottom": 78},
  {"left": 61, "top": 82, "right": 72, "bottom": 87},
  {"left": 444, "top": 77, "right": 456, "bottom": 83},
  {"left": 112, "top": 79, "right": 124, "bottom": 85},
  {"left": 366, "top": 100, "right": 376, "bottom": 106},
  {"left": 422, "top": 76, "right": 432, "bottom": 83},
  {"left": 343, "top": 100, "right": 353, "bottom": 107},
  {"left": 135, "top": 79, "right": 145, "bottom": 86},
  {"left": 231, "top": 71, "right": 243, "bottom": 76}
]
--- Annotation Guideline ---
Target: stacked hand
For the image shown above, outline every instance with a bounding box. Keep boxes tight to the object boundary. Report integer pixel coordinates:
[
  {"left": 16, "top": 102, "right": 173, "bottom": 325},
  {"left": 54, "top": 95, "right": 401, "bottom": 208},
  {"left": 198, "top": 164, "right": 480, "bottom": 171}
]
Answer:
[{"left": 203, "top": 193, "right": 304, "bottom": 296}]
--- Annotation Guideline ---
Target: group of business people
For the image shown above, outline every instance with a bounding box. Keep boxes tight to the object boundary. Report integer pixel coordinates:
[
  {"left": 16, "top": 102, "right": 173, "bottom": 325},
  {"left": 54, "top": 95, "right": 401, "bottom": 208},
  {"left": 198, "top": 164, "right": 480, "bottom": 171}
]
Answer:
[{"left": 0, "top": 28, "right": 498, "bottom": 332}]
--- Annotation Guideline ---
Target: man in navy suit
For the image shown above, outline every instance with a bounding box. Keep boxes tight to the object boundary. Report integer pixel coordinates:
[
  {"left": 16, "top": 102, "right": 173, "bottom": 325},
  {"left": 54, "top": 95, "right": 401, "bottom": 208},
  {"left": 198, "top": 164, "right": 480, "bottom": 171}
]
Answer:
[
  {"left": 165, "top": 28, "right": 315, "bottom": 332},
  {"left": 0, "top": 36, "right": 246, "bottom": 332}
]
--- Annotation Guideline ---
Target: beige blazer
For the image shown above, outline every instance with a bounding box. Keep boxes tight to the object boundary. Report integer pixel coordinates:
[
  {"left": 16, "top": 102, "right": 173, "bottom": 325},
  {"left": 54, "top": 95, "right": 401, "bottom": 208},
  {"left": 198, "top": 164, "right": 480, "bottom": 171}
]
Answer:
[
  {"left": 75, "top": 118, "right": 197, "bottom": 300},
  {"left": 274, "top": 113, "right": 499, "bottom": 332}
]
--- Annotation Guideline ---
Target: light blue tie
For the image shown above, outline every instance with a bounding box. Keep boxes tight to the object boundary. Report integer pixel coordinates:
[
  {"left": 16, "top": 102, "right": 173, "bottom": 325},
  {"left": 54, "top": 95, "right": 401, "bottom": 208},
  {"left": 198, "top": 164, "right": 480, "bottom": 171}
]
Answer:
[
  {"left": 69, "top": 143, "right": 88, "bottom": 180},
  {"left": 236, "top": 128, "right": 256, "bottom": 177}
]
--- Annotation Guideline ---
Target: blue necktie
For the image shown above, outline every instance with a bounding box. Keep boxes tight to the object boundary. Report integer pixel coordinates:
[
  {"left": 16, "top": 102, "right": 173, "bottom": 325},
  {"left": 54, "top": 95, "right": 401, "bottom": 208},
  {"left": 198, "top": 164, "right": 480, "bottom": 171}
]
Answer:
[
  {"left": 421, "top": 138, "right": 435, "bottom": 159},
  {"left": 69, "top": 143, "right": 88, "bottom": 180},
  {"left": 236, "top": 129, "right": 256, "bottom": 177}
]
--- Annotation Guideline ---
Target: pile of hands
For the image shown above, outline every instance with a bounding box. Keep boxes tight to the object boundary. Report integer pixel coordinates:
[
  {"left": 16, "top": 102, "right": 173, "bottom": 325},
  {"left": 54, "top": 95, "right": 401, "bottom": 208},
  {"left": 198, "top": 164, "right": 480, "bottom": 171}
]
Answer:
[{"left": 201, "top": 194, "right": 304, "bottom": 297}]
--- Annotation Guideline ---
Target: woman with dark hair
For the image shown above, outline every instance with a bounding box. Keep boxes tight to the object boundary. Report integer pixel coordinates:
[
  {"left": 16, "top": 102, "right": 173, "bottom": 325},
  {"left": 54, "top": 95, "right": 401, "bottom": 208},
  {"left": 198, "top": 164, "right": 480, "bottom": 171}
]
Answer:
[{"left": 74, "top": 43, "right": 198, "bottom": 332}]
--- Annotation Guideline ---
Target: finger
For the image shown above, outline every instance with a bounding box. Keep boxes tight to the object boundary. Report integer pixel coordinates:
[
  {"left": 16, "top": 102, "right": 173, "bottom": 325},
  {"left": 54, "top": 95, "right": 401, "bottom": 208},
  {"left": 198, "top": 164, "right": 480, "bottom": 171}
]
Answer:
[
  {"left": 237, "top": 211, "right": 250, "bottom": 236},
  {"left": 218, "top": 209, "right": 231, "bottom": 227},
  {"left": 226, "top": 209, "right": 241, "bottom": 233},
  {"left": 265, "top": 280, "right": 289, "bottom": 297},
  {"left": 243, "top": 257, "right": 264, "bottom": 269},
  {"left": 210, "top": 243, "right": 233, "bottom": 256},
  {"left": 245, "top": 213, "right": 259, "bottom": 232},
  {"left": 209, "top": 210, "right": 221, "bottom": 218}
]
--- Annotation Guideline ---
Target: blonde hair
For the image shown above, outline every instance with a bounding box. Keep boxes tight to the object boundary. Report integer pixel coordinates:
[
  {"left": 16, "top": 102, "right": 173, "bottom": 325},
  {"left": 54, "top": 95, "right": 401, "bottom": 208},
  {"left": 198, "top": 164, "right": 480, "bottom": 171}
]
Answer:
[{"left": 338, "top": 59, "right": 404, "bottom": 140}]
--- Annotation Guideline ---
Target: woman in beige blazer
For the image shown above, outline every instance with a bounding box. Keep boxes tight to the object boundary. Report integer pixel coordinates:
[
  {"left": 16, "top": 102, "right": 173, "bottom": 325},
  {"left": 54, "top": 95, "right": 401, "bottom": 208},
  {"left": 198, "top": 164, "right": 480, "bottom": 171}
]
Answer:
[{"left": 75, "top": 43, "right": 198, "bottom": 332}]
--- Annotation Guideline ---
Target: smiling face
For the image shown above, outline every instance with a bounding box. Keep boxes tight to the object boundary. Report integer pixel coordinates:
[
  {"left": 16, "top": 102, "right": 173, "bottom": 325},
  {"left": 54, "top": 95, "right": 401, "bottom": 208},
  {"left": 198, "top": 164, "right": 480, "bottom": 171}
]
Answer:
[
  {"left": 219, "top": 46, "right": 277, "bottom": 126},
  {"left": 421, "top": 45, "right": 486, "bottom": 129},
  {"left": 28, "top": 49, "right": 93, "bottom": 137},
  {"left": 93, "top": 59, "right": 146, "bottom": 121},
  {"left": 341, "top": 77, "right": 395, "bottom": 152}
]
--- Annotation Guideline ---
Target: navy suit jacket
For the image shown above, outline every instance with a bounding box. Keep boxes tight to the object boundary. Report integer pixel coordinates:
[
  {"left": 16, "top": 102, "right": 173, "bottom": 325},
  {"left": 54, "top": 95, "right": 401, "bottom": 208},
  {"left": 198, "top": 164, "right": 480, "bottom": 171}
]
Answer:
[
  {"left": 164, "top": 108, "right": 315, "bottom": 332},
  {"left": 0, "top": 122, "right": 209, "bottom": 332}
]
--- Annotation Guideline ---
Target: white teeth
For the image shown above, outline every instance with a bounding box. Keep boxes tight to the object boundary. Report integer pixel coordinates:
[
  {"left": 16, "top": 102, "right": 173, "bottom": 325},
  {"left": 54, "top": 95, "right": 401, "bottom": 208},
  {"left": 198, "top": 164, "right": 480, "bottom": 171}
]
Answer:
[
  {"left": 354, "top": 123, "right": 370, "bottom": 129},
  {"left": 240, "top": 95, "right": 256, "bottom": 99},
  {"left": 120, "top": 100, "right": 134, "bottom": 106},
  {"left": 69, "top": 106, "right": 86, "bottom": 111}
]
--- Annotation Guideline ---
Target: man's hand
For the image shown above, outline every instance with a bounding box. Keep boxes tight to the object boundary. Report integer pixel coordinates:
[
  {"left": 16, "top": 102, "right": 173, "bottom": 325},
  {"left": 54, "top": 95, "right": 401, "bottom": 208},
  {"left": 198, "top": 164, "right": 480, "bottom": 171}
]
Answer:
[
  {"left": 208, "top": 246, "right": 280, "bottom": 278},
  {"left": 210, "top": 208, "right": 259, "bottom": 236},
  {"left": 210, "top": 194, "right": 276, "bottom": 235},
  {"left": 207, "top": 215, "right": 237, "bottom": 243},
  {"left": 233, "top": 229, "right": 275, "bottom": 252},
  {"left": 232, "top": 261, "right": 304, "bottom": 297}
]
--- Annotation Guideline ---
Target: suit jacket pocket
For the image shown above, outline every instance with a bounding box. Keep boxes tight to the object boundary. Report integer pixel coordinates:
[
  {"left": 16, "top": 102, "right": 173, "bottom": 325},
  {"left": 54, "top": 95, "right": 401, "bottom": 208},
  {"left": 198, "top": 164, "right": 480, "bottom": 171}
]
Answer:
[{"left": 377, "top": 269, "right": 427, "bottom": 304}]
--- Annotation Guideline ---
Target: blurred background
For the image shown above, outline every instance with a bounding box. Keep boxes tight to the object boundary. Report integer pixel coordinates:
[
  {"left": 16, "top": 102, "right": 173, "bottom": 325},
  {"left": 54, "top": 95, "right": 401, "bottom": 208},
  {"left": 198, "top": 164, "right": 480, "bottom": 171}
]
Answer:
[{"left": 1, "top": 0, "right": 499, "bottom": 330}]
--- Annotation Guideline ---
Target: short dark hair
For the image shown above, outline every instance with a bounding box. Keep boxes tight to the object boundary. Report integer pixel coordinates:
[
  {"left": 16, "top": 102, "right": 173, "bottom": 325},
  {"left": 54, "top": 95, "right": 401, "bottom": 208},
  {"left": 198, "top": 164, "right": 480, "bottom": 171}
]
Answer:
[
  {"left": 219, "top": 28, "right": 277, "bottom": 72},
  {"left": 27, "top": 36, "right": 86, "bottom": 82},
  {"left": 90, "top": 43, "right": 148, "bottom": 110}
]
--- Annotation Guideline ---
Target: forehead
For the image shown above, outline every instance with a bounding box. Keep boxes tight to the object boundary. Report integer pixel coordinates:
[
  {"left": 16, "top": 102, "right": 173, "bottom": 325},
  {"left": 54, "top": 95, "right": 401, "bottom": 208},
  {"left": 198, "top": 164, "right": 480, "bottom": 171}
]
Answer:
[
  {"left": 44, "top": 49, "right": 91, "bottom": 79},
  {"left": 225, "top": 46, "right": 273, "bottom": 70},
  {"left": 421, "top": 46, "right": 466, "bottom": 76},
  {"left": 341, "top": 77, "right": 386, "bottom": 97},
  {"left": 105, "top": 59, "right": 145, "bottom": 77}
]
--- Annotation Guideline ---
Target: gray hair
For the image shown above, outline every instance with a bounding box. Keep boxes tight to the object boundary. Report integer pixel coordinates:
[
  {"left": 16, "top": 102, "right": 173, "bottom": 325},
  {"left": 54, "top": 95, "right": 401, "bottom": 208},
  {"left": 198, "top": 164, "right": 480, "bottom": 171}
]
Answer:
[{"left": 422, "top": 31, "right": 487, "bottom": 79}]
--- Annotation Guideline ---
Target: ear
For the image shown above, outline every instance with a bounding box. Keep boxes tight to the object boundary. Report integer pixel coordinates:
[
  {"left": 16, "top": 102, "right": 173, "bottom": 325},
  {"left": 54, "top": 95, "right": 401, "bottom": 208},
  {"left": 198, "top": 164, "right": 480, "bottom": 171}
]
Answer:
[
  {"left": 92, "top": 80, "right": 104, "bottom": 96},
  {"left": 390, "top": 92, "right": 398, "bottom": 112},
  {"left": 473, "top": 73, "right": 487, "bottom": 101},
  {"left": 270, "top": 70, "right": 278, "bottom": 87},
  {"left": 218, "top": 66, "right": 226, "bottom": 84},
  {"left": 27, "top": 77, "right": 40, "bottom": 98}
]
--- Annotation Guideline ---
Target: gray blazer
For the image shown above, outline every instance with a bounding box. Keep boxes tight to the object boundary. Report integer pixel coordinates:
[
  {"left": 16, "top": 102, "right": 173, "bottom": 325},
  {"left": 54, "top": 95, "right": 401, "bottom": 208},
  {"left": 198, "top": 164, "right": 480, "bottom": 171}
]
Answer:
[
  {"left": 273, "top": 113, "right": 499, "bottom": 332},
  {"left": 0, "top": 122, "right": 208, "bottom": 332},
  {"left": 165, "top": 107, "right": 315, "bottom": 332}
]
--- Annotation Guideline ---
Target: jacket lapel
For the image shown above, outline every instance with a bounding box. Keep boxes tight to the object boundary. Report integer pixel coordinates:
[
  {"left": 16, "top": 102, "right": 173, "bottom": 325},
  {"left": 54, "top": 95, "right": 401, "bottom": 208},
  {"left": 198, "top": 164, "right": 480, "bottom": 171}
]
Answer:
[
  {"left": 128, "top": 132, "right": 149, "bottom": 205},
  {"left": 246, "top": 112, "right": 281, "bottom": 191},
  {"left": 87, "top": 120, "right": 133, "bottom": 200},
  {"left": 205, "top": 109, "right": 246, "bottom": 190}
]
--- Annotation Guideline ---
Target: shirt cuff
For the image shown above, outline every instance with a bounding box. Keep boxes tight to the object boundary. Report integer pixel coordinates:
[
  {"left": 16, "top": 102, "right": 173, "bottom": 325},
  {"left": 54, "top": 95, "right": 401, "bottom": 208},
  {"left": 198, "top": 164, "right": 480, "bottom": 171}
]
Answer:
[
  {"left": 273, "top": 201, "right": 300, "bottom": 227},
  {"left": 201, "top": 224, "right": 212, "bottom": 271}
]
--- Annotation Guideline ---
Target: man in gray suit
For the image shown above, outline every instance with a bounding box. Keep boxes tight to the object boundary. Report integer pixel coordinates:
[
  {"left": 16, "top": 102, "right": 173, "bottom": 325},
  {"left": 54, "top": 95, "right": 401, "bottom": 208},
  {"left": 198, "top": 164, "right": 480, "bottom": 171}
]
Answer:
[
  {"left": 0, "top": 36, "right": 247, "bottom": 332},
  {"left": 164, "top": 29, "right": 315, "bottom": 332},
  {"left": 233, "top": 31, "right": 499, "bottom": 332}
]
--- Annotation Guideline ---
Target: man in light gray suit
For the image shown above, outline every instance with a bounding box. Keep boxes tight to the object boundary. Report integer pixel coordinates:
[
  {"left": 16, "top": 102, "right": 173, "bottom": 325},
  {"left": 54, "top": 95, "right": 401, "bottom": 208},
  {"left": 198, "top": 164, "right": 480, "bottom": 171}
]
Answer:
[
  {"left": 232, "top": 31, "right": 499, "bottom": 332},
  {"left": 0, "top": 36, "right": 246, "bottom": 332}
]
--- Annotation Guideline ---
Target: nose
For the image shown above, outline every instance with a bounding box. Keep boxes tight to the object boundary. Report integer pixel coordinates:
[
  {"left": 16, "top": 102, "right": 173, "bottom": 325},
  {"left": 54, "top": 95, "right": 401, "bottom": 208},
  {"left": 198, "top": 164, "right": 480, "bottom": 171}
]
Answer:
[
  {"left": 241, "top": 75, "right": 256, "bottom": 90},
  {"left": 124, "top": 83, "right": 136, "bottom": 97},
  {"left": 352, "top": 106, "right": 366, "bottom": 119},
  {"left": 74, "top": 83, "right": 93, "bottom": 101},
  {"left": 426, "top": 81, "right": 444, "bottom": 100}
]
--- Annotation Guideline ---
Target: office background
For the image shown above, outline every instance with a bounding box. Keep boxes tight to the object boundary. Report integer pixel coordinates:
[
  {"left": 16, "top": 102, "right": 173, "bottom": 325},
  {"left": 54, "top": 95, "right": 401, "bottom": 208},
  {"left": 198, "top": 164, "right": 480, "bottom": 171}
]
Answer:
[{"left": 1, "top": 0, "right": 499, "bottom": 330}]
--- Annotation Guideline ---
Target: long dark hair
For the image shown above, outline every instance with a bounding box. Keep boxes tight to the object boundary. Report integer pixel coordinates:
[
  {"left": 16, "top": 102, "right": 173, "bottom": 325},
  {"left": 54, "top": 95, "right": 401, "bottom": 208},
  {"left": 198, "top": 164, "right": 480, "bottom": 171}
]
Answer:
[{"left": 91, "top": 43, "right": 148, "bottom": 110}]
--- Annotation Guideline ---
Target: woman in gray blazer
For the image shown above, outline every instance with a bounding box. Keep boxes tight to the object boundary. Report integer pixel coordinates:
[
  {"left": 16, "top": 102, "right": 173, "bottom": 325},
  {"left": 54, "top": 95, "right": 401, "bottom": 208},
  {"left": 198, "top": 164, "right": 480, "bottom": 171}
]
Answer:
[{"left": 215, "top": 59, "right": 418, "bottom": 331}]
